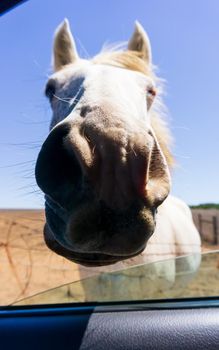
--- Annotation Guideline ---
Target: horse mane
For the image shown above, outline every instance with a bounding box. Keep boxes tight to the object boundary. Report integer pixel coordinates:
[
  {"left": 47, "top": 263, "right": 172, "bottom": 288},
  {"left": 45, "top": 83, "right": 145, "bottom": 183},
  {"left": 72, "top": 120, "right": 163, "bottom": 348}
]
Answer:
[{"left": 92, "top": 50, "right": 174, "bottom": 168}]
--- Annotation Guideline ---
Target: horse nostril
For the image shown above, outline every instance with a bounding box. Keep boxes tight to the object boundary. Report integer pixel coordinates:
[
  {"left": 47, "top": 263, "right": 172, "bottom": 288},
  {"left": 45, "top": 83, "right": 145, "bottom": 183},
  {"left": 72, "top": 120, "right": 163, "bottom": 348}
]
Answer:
[{"left": 35, "top": 122, "right": 82, "bottom": 207}]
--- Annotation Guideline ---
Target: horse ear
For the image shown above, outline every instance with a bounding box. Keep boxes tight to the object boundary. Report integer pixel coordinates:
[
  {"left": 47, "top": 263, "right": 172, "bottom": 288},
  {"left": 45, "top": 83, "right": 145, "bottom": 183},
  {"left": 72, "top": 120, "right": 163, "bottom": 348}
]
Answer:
[
  {"left": 53, "top": 19, "right": 79, "bottom": 71},
  {"left": 128, "top": 21, "right": 152, "bottom": 65}
]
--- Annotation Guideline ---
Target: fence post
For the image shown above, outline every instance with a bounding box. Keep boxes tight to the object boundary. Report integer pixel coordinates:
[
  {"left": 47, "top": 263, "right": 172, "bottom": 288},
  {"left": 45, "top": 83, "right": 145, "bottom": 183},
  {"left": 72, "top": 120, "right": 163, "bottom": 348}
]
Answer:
[
  {"left": 213, "top": 216, "right": 218, "bottom": 245},
  {"left": 198, "top": 213, "right": 203, "bottom": 238}
]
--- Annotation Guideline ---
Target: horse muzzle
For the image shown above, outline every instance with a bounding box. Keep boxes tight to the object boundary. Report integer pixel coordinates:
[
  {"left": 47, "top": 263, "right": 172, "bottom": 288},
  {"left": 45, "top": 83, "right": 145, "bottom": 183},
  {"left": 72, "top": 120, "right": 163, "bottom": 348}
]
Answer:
[{"left": 35, "top": 108, "right": 170, "bottom": 265}]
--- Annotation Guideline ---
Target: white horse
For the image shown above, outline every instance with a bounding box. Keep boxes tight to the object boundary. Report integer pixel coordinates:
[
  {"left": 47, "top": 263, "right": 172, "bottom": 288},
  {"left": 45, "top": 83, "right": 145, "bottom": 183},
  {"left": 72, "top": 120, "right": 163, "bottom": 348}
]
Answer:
[{"left": 35, "top": 20, "right": 201, "bottom": 286}]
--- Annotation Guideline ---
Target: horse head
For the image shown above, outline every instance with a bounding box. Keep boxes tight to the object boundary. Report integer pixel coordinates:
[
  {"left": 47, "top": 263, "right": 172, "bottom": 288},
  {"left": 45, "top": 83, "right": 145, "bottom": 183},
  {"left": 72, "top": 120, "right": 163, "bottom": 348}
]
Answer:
[{"left": 35, "top": 20, "right": 172, "bottom": 266}]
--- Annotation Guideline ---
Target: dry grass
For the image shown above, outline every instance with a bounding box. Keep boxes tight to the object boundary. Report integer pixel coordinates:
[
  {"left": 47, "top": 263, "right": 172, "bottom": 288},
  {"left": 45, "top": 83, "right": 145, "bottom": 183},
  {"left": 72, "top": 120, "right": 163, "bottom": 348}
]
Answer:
[
  {"left": 0, "top": 209, "right": 218, "bottom": 306},
  {"left": 0, "top": 210, "right": 87, "bottom": 305}
]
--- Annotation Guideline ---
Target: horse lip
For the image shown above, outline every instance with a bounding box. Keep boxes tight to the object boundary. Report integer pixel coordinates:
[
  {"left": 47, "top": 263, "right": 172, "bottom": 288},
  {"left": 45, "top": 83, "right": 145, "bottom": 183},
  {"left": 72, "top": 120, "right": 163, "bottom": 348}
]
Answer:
[
  {"left": 44, "top": 195, "right": 76, "bottom": 251},
  {"left": 44, "top": 195, "right": 150, "bottom": 264},
  {"left": 69, "top": 247, "right": 146, "bottom": 267},
  {"left": 44, "top": 218, "right": 146, "bottom": 267},
  {"left": 45, "top": 195, "right": 68, "bottom": 221},
  {"left": 43, "top": 199, "right": 147, "bottom": 265},
  {"left": 44, "top": 214, "right": 146, "bottom": 260}
]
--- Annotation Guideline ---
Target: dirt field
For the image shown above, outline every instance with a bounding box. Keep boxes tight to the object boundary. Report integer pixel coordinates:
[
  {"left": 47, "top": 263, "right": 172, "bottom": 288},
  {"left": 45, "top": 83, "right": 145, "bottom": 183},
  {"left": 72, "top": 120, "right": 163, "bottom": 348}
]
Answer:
[
  {"left": 0, "top": 209, "right": 218, "bottom": 306},
  {"left": 0, "top": 210, "right": 101, "bottom": 305}
]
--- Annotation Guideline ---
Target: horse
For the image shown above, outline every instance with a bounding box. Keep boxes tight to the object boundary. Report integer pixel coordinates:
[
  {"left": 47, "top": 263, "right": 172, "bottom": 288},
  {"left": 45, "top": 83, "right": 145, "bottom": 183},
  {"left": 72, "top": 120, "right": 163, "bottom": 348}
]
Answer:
[{"left": 35, "top": 19, "right": 201, "bottom": 282}]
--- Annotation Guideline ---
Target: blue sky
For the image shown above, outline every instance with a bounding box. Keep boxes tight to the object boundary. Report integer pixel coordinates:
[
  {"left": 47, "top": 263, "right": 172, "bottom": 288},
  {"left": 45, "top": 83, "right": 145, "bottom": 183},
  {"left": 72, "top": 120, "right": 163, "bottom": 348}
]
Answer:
[{"left": 0, "top": 0, "right": 219, "bottom": 208}]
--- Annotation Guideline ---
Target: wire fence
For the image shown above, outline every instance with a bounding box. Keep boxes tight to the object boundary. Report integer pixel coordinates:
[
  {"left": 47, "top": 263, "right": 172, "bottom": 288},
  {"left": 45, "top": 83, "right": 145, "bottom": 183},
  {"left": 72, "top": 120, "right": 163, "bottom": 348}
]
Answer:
[{"left": 0, "top": 209, "right": 218, "bottom": 305}]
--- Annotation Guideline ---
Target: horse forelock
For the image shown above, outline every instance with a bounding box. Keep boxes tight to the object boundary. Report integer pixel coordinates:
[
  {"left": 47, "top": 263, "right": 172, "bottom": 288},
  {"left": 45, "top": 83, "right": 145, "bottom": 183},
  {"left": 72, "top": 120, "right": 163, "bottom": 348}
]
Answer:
[{"left": 92, "top": 50, "right": 174, "bottom": 168}]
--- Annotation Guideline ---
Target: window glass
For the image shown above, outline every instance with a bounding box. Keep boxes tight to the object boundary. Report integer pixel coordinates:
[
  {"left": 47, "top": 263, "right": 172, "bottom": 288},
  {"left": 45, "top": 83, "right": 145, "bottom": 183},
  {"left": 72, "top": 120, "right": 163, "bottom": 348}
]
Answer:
[
  {"left": 14, "top": 251, "right": 219, "bottom": 305},
  {"left": 0, "top": 0, "right": 219, "bottom": 306}
]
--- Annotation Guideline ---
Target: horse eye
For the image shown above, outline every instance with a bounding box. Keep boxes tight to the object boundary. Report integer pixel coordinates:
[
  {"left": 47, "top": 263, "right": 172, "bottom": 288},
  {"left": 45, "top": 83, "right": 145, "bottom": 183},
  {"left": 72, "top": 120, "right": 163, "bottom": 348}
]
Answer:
[
  {"left": 45, "top": 80, "right": 56, "bottom": 100},
  {"left": 146, "top": 86, "right": 157, "bottom": 109},
  {"left": 147, "top": 86, "right": 156, "bottom": 98}
]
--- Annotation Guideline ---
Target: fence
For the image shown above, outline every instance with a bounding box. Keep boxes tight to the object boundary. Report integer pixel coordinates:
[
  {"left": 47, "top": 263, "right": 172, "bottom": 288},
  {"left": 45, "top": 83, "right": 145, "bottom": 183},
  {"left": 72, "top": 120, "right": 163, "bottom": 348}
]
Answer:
[
  {"left": 192, "top": 209, "right": 219, "bottom": 245},
  {"left": 0, "top": 209, "right": 218, "bottom": 305}
]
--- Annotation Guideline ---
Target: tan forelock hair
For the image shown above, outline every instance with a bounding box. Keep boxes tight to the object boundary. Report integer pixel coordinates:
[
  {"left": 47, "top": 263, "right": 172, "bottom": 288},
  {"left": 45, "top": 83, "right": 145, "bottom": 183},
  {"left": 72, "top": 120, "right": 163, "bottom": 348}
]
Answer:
[{"left": 92, "top": 50, "right": 174, "bottom": 168}]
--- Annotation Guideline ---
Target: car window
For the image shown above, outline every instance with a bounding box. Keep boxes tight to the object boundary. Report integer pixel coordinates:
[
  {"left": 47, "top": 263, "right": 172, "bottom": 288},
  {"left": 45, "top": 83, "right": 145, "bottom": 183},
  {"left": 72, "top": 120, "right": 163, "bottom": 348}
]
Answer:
[
  {"left": 13, "top": 250, "right": 219, "bottom": 305},
  {"left": 0, "top": 1, "right": 219, "bottom": 307}
]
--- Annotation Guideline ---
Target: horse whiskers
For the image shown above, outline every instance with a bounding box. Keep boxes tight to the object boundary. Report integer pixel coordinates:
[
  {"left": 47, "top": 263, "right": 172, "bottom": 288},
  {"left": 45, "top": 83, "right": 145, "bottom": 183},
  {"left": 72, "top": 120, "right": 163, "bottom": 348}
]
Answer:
[
  {"left": 84, "top": 133, "right": 91, "bottom": 144},
  {"left": 125, "top": 143, "right": 137, "bottom": 157},
  {"left": 53, "top": 95, "right": 71, "bottom": 104},
  {"left": 19, "top": 191, "right": 43, "bottom": 198},
  {"left": 16, "top": 183, "right": 39, "bottom": 191},
  {"left": 52, "top": 82, "right": 84, "bottom": 104},
  {"left": 17, "top": 119, "right": 50, "bottom": 125},
  {"left": 8, "top": 143, "right": 41, "bottom": 150},
  {"left": 0, "top": 160, "right": 35, "bottom": 169},
  {"left": 53, "top": 95, "right": 81, "bottom": 105},
  {"left": 16, "top": 184, "right": 42, "bottom": 197},
  {"left": 12, "top": 169, "right": 35, "bottom": 177},
  {"left": 70, "top": 84, "right": 84, "bottom": 105},
  {"left": 131, "top": 148, "right": 137, "bottom": 157},
  {"left": 76, "top": 37, "right": 91, "bottom": 59}
]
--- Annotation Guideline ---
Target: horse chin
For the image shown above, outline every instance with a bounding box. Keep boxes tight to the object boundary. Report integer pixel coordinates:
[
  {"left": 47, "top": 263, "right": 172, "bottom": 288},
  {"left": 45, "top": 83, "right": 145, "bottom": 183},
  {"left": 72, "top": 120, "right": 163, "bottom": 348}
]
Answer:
[
  {"left": 44, "top": 224, "right": 146, "bottom": 267},
  {"left": 43, "top": 196, "right": 155, "bottom": 267}
]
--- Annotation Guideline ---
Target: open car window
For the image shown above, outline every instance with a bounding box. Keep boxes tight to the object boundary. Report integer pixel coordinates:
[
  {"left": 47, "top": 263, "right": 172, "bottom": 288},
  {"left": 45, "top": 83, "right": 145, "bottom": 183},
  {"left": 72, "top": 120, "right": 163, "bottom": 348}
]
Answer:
[
  {"left": 0, "top": 1, "right": 219, "bottom": 308},
  {"left": 12, "top": 250, "right": 219, "bottom": 306}
]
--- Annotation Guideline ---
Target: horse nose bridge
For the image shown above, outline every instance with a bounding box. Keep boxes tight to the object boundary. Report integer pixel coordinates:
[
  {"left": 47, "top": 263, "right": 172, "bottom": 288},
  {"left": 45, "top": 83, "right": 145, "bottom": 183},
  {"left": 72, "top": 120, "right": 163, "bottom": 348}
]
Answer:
[{"left": 67, "top": 116, "right": 154, "bottom": 209}]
